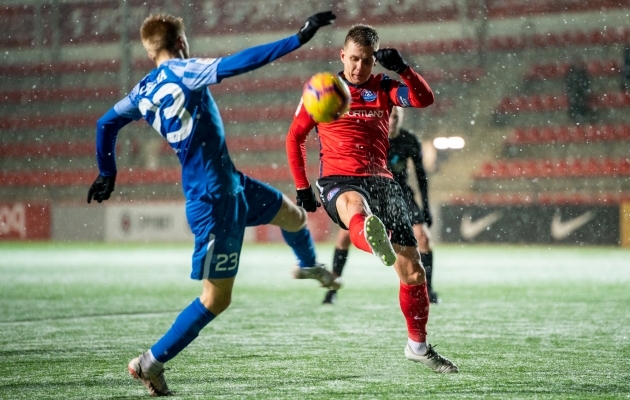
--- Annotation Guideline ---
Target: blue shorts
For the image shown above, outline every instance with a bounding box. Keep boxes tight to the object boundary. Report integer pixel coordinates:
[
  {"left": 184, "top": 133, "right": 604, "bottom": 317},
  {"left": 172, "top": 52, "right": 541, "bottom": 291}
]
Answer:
[{"left": 187, "top": 172, "right": 282, "bottom": 280}]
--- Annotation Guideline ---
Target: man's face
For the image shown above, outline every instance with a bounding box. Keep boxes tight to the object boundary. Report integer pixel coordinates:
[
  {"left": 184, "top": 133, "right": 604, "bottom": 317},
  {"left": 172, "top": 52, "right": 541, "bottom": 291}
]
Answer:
[
  {"left": 340, "top": 41, "right": 376, "bottom": 85},
  {"left": 388, "top": 108, "right": 401, "bottom": 138}
]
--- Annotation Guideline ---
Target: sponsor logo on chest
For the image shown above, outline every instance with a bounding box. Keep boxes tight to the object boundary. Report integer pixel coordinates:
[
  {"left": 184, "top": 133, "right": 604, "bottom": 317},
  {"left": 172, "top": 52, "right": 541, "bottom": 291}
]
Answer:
[{"left": 361, "top": 89, "right": 377, "bottom": 102}]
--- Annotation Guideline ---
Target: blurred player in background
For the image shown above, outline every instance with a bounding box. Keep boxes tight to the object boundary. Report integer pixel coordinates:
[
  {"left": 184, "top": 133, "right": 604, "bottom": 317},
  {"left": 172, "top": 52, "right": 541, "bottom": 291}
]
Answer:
[
  {"left": 286, "top": 24, "right": 458, "bottom": 373},
  {"left": 87, "top": 11, "right": 337, "bottom": 396},
  {"left": 323, "top": 106, "right": 439, "bottom": 305}
]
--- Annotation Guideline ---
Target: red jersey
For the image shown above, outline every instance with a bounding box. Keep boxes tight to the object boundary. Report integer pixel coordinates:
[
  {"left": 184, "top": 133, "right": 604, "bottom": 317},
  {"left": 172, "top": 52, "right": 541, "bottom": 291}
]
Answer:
[{"left": 286, "top": 67, "right": 434, "bottom": 189}]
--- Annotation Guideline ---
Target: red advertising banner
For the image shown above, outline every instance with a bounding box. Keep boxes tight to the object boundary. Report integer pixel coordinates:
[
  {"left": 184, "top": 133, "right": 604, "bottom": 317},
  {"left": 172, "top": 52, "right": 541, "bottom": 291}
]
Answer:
[{"left": 0, "top": 202, "right": 51, "bottom": 240}]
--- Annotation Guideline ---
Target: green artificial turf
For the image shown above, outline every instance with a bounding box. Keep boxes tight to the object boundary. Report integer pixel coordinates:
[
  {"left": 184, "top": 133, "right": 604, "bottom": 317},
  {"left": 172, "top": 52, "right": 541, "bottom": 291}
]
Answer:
[{"left": 0, "top": 243, "right": 629, "bottom": 399}]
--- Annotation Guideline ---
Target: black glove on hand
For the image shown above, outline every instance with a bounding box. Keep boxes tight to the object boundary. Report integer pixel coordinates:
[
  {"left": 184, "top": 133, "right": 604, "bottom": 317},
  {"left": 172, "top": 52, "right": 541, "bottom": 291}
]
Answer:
[
  {"left": 296, "top": 11, "right": 336, "bottom": 45},
  {"left": 375, "top": 48, "right": 409, "bottom": 74},
  {"left": 422, "top": 208, "right": 433, "bottom": 228},
  {"left": 87, "top": 174, "right": 116, "bottom": 204},
  {"left": 296, "top": 186, "right": 321, "bottom": 213}
]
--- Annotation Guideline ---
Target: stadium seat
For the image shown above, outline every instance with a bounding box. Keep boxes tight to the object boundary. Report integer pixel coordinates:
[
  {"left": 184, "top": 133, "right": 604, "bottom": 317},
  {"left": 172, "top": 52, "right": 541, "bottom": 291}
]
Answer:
[
  {"left": 618, "top": 158, "right": 630, "bottom": 175},
  {"left": 567, "top": 158, "right": 584, "bottom": 176},
  {"left": 537, "top": 126, "right": 554, "bottom": 143},
  {"left": 554, "top": 159, "right": 569, "bottom": 177},
  {"left": 510, "top": 128, "right": 526, "bottom": 144},
  {"left": 617, "top": 125, "right": 630, "bottom": 140},
  {"left": 476, "top": 161, "right": 495, "bottom": 178},
  {"left": 494, "top": 160, "right": 511, "bottom": 178},
  {"left": 518, "top": 127, "right": 536, "bottom": 144},
  {"left": 601, "top": 158, "right": 618, "bottom": 176},
  {"left": 538, "top": 159, "right": 555, "bottom": 177},
  {"left": 583, "top": 158, "right": 601, "bottom": 177},
  {"left": 520, "top": 160, "right": 540, "bottom": 178}
]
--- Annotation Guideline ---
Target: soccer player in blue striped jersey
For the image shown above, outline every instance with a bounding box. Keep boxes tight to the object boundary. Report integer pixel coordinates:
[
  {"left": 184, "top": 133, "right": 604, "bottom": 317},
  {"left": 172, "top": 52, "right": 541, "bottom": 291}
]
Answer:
[{"left": 86, "top": 12, "right": 337, "bottom": 396}]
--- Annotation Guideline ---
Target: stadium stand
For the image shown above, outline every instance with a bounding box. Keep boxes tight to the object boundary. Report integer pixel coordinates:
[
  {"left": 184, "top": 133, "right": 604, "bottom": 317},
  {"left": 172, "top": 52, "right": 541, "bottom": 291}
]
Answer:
[{"left": 2, "top": 0, "right": 630, "bottom": 212}]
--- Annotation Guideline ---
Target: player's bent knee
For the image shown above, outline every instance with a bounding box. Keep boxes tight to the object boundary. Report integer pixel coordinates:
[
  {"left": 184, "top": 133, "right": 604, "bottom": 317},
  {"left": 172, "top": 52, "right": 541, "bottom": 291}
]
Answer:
[{"left": 271, "top": 196, "right": 307, "bottom": 232}]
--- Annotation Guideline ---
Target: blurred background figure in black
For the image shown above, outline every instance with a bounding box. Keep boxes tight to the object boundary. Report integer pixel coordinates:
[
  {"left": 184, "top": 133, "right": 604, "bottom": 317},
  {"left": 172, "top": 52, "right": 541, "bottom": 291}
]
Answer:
[
  {"left": 565, "top": 56, "right": 593, "bottom": 123},
  {"left": 621, "top": 45, "right": 630, "bottom": 94}
]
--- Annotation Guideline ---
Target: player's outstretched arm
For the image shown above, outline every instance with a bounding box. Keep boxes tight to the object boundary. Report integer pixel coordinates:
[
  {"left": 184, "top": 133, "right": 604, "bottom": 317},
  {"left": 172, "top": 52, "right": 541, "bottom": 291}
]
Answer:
[
  {"left": 215, "top": 11, "right": 336, "bottom": 82},
  {"left": 88, "top": 106, "right": 134, "bottom": 204}
]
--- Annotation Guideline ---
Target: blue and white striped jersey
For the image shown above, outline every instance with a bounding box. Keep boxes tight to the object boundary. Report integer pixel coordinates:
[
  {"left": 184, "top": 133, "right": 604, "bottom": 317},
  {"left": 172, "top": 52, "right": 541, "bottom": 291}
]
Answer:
[{"left": 95, "top": 35, "right": 301, "bottom": 201}]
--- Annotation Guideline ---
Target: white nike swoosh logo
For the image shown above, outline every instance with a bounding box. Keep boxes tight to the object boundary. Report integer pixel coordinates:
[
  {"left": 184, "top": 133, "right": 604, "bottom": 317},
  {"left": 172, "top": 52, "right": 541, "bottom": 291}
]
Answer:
[
  {"left": 460, "top": 212, "right": 503, "bottom": 240},
  {"left": 551, "top": 210, "right": 595, "bottom": 240}
]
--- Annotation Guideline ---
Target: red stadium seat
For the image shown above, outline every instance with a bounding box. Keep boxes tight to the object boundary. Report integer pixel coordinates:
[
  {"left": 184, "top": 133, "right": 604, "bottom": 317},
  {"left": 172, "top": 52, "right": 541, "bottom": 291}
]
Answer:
[
  {"left": 588, "top": 30, "right": 606, "bottom": 46},
  {"left": 583, "top": 125, "right": 600, "bottom": 142},
  {"left": 598, "top": 125, "right": 615, "bottom": 141},
  {"left": 552, "top": 126, "right": 568, "bottom": 143},
  {"left": 618, "top": 158, "right": 630, "bottom": 175},
  {"left": 554, "top": 159, "right": 570, "bottom": 177},
  {"left": 617, "top": 125, "right": 630, "bottom": 140},
  {"left": 521, "top": 160, "right": 540, "bottom": 178},
  {"left": 569, "top": 126, "right": 587, "bottom": 143},
  {"left": 510, "top": 128, "right": 527, "bottom": 144},
  {"left": 601, "top": 158, "right": 618, "bottom": 175},
  {"left": 538, "top": 126, "right": 555, "bottom": 143},
  {"left": 494, "top": 160, "right": 511, "bottom": 178},
  {"left": 573, "top": 30, "right": 589, "bottom": 45},
  {"left": 567, "top": 158, "right": 584, "bottom": 176},
  {"left": 521, "top": 127, "right": 539, "bottom": 144},
  {"left": 476, "top": 161, "right": 495, "bottom": 178},
  {"left": 583, "top": 158, "right": 601, "bottom": 176},
  {"left": 539, "top": 159, "right": 555, "bottom": 177}
]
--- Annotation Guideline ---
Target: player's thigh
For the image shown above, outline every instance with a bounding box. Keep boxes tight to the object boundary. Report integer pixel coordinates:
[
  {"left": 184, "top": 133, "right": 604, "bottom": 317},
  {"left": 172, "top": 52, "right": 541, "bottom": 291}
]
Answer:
[
  {"left": 241, "top": 174, "right": 284, "bottom": 227},
  {"left": 188, "top": 196, "right": 247, "bottom": 281},
  {"left": 316, "top": 177, "right": 370, "bottom": 229},
  {"left": 392, "top": 243, "right": 426, "bottom": 285},
  {"left": 335, "top": 191, "right": 371, "bottom": 228},
  {"left": 367, "top": 178, "right": 416, "bottom": 248}
]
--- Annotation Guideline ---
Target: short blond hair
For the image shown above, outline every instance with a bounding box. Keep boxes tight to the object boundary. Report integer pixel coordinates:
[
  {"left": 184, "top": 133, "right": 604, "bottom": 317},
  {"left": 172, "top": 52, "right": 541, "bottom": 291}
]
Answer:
[
  {"left": 140, "top": 14, "right": 185, "bottom": 55},
  {"left": 344, "top": 24, "right": 379, "bottom": 50}
]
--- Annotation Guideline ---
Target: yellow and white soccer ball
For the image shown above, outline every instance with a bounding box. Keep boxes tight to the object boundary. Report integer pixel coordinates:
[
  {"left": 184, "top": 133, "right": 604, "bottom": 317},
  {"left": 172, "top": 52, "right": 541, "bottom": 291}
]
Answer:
[{"left": 302, "top": 72, "right": 351, "bottom": 123}]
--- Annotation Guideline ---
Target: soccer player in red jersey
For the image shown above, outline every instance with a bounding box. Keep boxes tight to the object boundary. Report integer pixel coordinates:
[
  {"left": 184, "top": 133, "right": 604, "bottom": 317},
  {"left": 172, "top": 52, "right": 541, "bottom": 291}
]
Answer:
[
  {"left": 324, "top": 106, "right": 440, "bottom": 306},
  {"left": 286, "top": 24, "right": 458, "bottom": 373}
]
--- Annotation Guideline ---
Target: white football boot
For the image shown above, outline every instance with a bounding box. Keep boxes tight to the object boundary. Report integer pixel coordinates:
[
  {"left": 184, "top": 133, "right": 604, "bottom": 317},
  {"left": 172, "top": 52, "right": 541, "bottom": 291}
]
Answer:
[
  {"left": 404, "top": 344, "right": 459, "bottom": 373},
  {"left": 128, "top": 352, "right": 174, "bottom": 396},
  {"left": 365, "top": 215, "right": 397, "bottom": 266},
  {"left": 293, "top": 263, "right": 342, "bottom": 290}
]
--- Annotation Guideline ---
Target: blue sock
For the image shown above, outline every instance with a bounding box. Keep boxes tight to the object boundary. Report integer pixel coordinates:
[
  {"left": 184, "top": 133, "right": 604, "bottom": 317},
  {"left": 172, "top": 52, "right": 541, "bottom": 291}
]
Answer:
[
  {"left": 281, "top": 227, "right": 317, "bottom": 268},
  {"left": 150, "top": 298, "right": 215, "bottom": 363}
]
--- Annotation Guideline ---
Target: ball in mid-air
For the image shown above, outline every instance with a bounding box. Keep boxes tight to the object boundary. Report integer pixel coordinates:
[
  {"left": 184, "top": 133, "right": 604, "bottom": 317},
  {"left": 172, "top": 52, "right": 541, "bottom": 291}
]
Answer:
[{"left": 302, "top": 72, "right": 351, "bottom": 123}]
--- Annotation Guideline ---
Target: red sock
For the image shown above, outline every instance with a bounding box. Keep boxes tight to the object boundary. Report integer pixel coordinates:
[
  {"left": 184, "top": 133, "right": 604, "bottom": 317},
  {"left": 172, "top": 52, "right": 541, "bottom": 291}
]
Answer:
[
  {"left": 348, "top": 214, "right": 372, "bottom": 253},
  {"left": 399, "top": 281, "right": 429, "bottom": 342}
]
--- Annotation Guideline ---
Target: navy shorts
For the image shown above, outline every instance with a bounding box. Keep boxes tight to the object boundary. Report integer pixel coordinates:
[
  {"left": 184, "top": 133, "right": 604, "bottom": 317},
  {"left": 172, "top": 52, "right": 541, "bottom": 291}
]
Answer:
[
  {"left": 399, "top": 185, "right": 425, "bottom": 226},
  {"left": 316, "top": 175, "right": 417, "bottom": 247},
  {"left": 187, "top": 172, "right": 282, "bottom": 280}
]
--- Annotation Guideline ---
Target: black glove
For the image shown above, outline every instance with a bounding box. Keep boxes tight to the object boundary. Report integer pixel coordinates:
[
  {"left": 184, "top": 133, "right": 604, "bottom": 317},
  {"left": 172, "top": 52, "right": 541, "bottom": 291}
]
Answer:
[
  {"left": 296, "top": 11, "right": 336, "bottom": 45},
  {"left": 422, "top": 208, "right": 433, "bottom": 228},
  {"left": 87, "top": 174, "right": 116, "bottom": 204},
  {"left": 375, "top": 48, "right": 409, "bottom": 74},
  {"left": 296, "top": 186, "right": 321, "bottom": 213}
]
